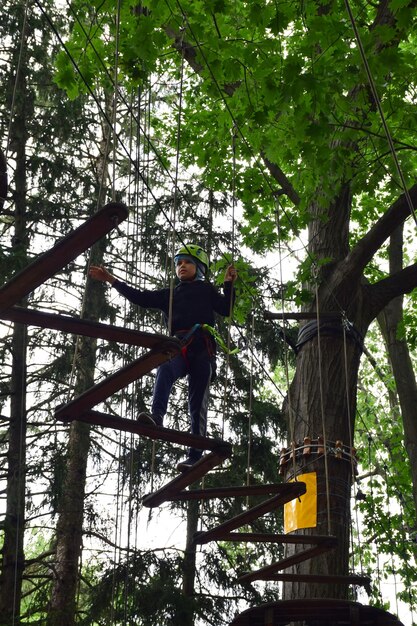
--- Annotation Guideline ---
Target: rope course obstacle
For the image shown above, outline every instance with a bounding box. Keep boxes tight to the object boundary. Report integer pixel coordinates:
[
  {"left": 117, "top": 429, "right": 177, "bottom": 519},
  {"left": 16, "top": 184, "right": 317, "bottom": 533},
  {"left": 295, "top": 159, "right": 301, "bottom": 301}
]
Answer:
[
  {"left": 2, "top": 0, "right": 415, "bottom": 621},
  {"left": 0, "top": 207, "right": 406, "bottom": 625}
]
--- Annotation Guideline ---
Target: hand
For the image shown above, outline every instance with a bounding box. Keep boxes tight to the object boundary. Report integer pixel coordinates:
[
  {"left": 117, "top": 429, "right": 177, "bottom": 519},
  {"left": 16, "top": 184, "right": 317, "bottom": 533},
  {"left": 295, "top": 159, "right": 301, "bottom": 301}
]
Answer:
[
  {"left": 224, "top": 265, "right": 238, "bottom": 283},
  {"left": 89, "top": 265, "right": 116, "bottom": 285}
]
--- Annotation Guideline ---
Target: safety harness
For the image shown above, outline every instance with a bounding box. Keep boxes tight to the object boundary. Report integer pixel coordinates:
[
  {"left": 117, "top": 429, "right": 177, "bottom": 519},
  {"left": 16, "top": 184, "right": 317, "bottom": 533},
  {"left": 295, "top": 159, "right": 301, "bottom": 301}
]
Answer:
[{"left": 175, "top": 323, "right": 238, "bottom": 364}]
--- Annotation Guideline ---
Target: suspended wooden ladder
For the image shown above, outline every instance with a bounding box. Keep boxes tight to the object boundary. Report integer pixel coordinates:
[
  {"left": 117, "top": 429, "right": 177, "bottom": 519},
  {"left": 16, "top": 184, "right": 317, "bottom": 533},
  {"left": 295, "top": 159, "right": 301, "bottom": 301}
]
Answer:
[{"left": 0, "top": 204, "right": 403, "bottom": 626}]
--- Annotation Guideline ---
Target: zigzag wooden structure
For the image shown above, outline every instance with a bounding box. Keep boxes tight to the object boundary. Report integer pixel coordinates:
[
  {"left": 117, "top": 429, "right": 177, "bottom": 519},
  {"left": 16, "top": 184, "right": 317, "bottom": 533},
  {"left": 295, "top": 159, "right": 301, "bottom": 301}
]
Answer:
[{"left": 0, "top": 205, "right": 401, "bottom": 625}]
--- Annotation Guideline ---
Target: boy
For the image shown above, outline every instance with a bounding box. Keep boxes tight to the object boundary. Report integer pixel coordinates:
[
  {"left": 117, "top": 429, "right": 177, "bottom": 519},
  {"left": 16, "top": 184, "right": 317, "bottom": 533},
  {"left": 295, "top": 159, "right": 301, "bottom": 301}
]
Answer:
[{"left": 89, "top": 244, "right": 237, "bottom": 471}]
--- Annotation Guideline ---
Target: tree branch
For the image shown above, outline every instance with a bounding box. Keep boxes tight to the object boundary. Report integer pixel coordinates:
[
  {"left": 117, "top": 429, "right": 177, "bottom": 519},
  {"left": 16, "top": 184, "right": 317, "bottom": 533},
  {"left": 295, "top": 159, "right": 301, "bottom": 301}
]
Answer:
[
  {"left": 164, "top": 26, "right": 204, "bottom": 75},
  {"left": 262, "top": 154, "right": 300, "bottom": 206},
  {"left": 367, "top": 262, "right": 417, "bottom": 319},
  {"left": 164, "top": 27, "right": 299, "bottom": 203},
  {"left": 338, "top": 183, "right": 417, "bottom": 281}
]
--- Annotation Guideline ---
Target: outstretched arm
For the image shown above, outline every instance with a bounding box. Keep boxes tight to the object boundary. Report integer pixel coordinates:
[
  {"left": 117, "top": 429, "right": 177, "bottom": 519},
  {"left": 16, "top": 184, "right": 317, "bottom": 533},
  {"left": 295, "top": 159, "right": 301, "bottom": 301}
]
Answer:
[{"left": 89, "top": 265, "right": 116, "bottom": 285}]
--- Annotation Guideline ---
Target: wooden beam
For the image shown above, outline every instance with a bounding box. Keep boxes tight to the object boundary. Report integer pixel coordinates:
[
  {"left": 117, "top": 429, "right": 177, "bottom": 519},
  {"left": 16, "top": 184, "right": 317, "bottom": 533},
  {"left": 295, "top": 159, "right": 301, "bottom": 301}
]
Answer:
[
  {"left": 250, "top": 572, "right": 371, "bottom": 586},
  {"left": 54, "top": 344, "right": 178, "bottom": 420},
  {"left": 194, "top": 483, "right": 306, "bottom": 545},
  {"left": 216, "top": 532, "right": 339, "bottom": 545},
  {"left": 0, "top": 306, "right": 178, "bottom": 349},
  {"left": 142, "top": 448, "right": 232, "bottom": 508},
  {"left": 56, "top": 408, "right": 232, "bottom": 452},
  {"left": 169, "top": 484, "right": 295, "bottom": 500},
  {"left": 264, "top": 310, "right": 341, "bottom": 321},
  {"left": 237, "top": 539, "right": 337, "bottom": 583},
  {"left": 0, "top": 202, "right": 127, "bottom": 310}
]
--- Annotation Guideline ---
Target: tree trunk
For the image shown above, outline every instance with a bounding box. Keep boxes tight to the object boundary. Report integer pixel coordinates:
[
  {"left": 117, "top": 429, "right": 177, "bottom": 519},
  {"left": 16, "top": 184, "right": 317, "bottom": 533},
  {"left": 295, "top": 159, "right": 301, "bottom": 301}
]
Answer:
[
  {"left": 0, "top": 19, "right": 29, "bottom": 620},
  {"left": 0, "top": 148, "right": 7, "bottom": 209},
  {"left": 181, "top": 498, "right": 200, "bottom": 626},
  {"left": 282, "top": 333, "right": 361, "bottom": 601},
  {"left": 47, "top": 114, "right": 112, "bottom": 626},
  {"left": 379, "top": 225, "right": 417, "bottom": 522},
  {"left": 0, "top": 322, "right": 27, "bottom": 625},
  {"left": 46, "top": 317, "right": 101, "bottom": 626},
  {"left": 46, "top": 418, "right": 92, "bottom": 626},
  {"left": 282, "top": 185, "right": 364, "bottom": 601}
]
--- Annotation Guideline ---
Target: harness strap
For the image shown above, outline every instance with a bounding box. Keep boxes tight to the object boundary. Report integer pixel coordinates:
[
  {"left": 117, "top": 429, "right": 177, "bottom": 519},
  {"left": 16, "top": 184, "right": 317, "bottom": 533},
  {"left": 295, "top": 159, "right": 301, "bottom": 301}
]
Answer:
[
  {"left": 175, "top": 323, "right": 239, "bottom": 357},
  {"left": 177, "top": 323, "right": 202, "bottom": 344}
]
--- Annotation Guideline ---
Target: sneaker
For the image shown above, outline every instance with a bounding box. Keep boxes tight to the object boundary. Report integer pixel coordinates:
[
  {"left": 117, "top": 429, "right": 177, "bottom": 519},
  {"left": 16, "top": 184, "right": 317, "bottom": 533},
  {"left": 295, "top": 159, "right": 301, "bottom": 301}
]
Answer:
[
  {"left": 176, "top": 454, "right": 202, "bottom": 472},
  {"left": 135, "top": 412, "right": 157, "bottom": 426},
  {"left": 137, "top": 413, "right": 164, "bottom": 426},
  {"left": 176, "top": 457, "right": 195, "bottom": 472}
]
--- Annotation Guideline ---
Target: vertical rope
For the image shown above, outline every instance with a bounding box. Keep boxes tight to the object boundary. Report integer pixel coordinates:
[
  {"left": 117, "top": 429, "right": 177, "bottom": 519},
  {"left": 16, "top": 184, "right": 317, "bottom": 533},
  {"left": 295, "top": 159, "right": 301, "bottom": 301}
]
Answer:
[
  {"left": 274, "top": 206, "right": 298, "bottom": 481},
  {"left": 221, "top": 125, "right": 238, "bottom": 438},
  {"left": 343, "top": 0, "right": 417, "bottom": 226},
  {"left": 245, "top": 310, "right": 255, "bottom": 504},
  {"left": 341, "top": 316, "right": 362, "bottom": 556},
  {"left": 313, "top": 274, "right": 332, "bottom": 535},
  {"left": 167, "top": 23, "right": 186, "bottom": 336},
  {"left": 230, "top": 124, "right": 237, "bottom": 262},
  {"left": 6, "top": 0, "right": 30, "bottom": 160},
  {"left": 109, "top": 5, "right": 124, "bottom": 622},
  {"left": 111, "top": 0, "right": 121, "bottom": 202}
]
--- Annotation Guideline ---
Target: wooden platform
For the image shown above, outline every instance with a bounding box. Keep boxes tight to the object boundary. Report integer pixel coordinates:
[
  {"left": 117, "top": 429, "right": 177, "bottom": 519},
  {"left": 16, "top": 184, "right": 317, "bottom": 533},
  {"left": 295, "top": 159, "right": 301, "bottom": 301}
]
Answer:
[{"left": 229, "top": 599, "right": 404, "bottom": 625}]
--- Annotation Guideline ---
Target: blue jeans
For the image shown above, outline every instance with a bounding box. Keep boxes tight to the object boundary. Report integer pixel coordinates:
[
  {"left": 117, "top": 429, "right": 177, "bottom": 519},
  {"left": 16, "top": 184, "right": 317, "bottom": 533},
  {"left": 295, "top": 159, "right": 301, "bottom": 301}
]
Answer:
[{"left": 151, "top": 350, "right": 212, "bottom": 461}]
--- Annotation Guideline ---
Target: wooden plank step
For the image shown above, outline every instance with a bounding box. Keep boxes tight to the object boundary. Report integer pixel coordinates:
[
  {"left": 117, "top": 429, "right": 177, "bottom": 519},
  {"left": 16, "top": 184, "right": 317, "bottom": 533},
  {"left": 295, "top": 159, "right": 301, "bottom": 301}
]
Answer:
[
  {"left": 54, "top": 344, "right": 179, "bottom": 420},
  {"left": 237, "top": 538, "right": 338, "bottom": 583},
  {"left": 169, "top": 484, "right": 294, "bottom": 501},
  {"left": 1, "top": 306, "right": 176, "bottom": 349},
  {"left": 264, "top": 311, "right": 341, "bottom": 321},
  {"left": 142, "top": 448, "right": 233, "bottom": 508},
  {"left": 0, "top": 202, "right": 128, "bottom": 311},
  {"left": 194, "top": 482, "right": 306, "bottom": 545},
  {"left": 216, "top": 532, "right": 339, "bottom": 545},
  {"left": 250, "top": 572, "right": 371, "bottom": 586},
  {"left": 55, "top": 409, "right": 232, "bottom": 452},
  {"left": 230, "top": 599, "right": 404, "bottom": 625}
]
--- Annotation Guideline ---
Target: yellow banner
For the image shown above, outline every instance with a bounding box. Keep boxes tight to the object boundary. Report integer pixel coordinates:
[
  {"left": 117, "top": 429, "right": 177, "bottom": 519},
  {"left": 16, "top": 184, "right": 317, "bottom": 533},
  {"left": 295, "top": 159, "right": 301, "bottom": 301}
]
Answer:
[{"left": 284, "top": 472, "right": 317, "bottom": 533}]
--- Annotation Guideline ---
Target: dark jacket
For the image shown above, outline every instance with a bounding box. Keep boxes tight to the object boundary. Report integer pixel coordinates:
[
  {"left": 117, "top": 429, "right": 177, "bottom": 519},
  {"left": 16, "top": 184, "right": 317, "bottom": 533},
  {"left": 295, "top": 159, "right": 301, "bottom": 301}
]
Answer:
[{"left": 113, "top": 278, "right": 234, "bottom": 336}]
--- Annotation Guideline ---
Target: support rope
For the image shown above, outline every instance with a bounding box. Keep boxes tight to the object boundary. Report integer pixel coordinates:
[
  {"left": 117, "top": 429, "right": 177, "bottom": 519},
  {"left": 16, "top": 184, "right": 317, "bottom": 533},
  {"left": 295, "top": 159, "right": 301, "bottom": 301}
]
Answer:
[
  {"left": 313, "top": 273, "right": 332, "bottom": 536},
  {"left": 274, "top": 206, "right": 301, "bottom": 480},
  {"left": 343, "top": 0, "right": 417, "bottom": 226},
  {"left": 167, "top": 23, "right": 186, "bottom": 337}
]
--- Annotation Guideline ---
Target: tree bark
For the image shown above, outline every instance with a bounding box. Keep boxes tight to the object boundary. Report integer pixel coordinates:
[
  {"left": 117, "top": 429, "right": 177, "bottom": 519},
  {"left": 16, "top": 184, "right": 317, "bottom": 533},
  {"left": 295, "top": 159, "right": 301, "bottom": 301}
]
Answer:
[
  {"left": 0, "top": 148, "right": 7, "bottom": 210},
  {"left": 378, "top": 226, "right": 417, "bottom": 523},
  {"left": 46, "top": 417, "right": 92, "bottom": 626},
  {"left": 0, "top": 14, "right": 29, "bottom": 620},
  {"left": 181, "top": 498, "right": 200, "bottom": 626},
  {"left": 0, "top": 322, "right": 27, "bottom": 625},
  {"left": 46, "top": 106, "right": 112, "bottom": 626}
]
